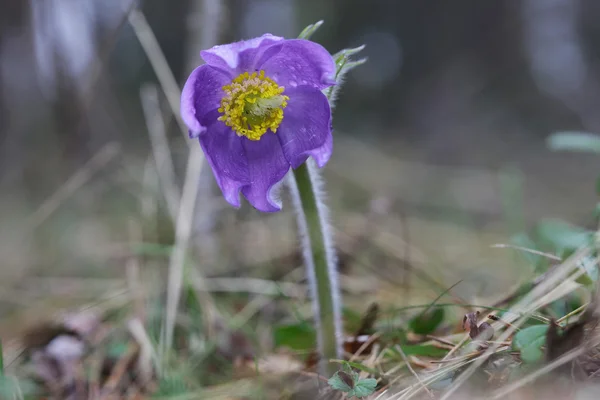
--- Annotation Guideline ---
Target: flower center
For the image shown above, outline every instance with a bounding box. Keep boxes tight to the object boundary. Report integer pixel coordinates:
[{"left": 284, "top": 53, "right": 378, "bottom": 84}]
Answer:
[{"left": 218, "top": 70, "right": 289, "bottom": 141}]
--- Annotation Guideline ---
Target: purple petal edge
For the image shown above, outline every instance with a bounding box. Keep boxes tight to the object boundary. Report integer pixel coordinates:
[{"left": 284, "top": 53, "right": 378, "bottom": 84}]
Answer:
[
  {"left": 241, "top": 132, "right": 290, "bottom": 212},
  {"left": 201, "top": 34, "right": 284, "bottom": 75},
  {"left": 307, "top": 130, "right": 333, "bottom": 168},
  {"left": 276, "top": 86, "right": 333, "bottom": 169},
  {"left": 199, "top": 122, "right": 249, "bottom": 207},
  {"left": 258, "top": 39, "right": 336, "bottom": 90},
  {"left": 181, "top": 65, "right": 230, "bottom": 138}
]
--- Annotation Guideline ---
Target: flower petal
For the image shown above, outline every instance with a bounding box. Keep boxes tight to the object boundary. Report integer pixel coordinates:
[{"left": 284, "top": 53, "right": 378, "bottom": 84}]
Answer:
[
  {"left": 307, "top": 129, "right": 333, "bottom": 168},
  {"left": 276, "top": 86, "right": 333, "bottom": 169},
  {"left": 181, "top": 65, "right": 231, "bottom": 138},
  {"left": 199, "top": 122, "right": 249, "bottom": 207},
  {"left": 201, "top": 34, "right": 283, "bottom": 75},
  {"left": 241, "top": 132, "right": 290, "bottom": 212},
  {"left": 258, "top": 39, "right": 336, "bottom": 90}
]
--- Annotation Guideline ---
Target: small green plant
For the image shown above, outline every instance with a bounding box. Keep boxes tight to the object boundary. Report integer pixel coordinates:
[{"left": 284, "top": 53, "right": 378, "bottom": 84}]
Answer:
[
  {"left": 512, "top": 324, "right": 549, "bottom": 363},
  {"left": 328, "top": 363, "right": 377, "bottom": 398}
]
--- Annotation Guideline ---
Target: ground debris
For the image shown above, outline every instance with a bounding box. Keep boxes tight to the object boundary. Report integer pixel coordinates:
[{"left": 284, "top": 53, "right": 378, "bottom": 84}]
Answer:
[{"left": 16, "top": 310, "right": 157, "bottom": 399}]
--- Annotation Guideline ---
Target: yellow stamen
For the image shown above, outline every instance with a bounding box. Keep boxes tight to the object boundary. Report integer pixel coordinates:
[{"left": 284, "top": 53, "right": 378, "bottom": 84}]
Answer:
[{"left": 218, "top": 70, "right": 289, "bottom": 141}]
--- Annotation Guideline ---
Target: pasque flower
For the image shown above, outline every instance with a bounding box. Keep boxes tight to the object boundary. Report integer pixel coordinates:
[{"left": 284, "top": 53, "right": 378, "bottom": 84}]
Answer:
[{"left": 181, "top": 34, "right": 336, "bottom": 212}]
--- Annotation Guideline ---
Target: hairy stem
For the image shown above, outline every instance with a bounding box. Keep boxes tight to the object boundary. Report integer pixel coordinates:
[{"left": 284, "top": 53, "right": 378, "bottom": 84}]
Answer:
[{"left": 289, "top": 160, "right": 341, "bottom": 375}]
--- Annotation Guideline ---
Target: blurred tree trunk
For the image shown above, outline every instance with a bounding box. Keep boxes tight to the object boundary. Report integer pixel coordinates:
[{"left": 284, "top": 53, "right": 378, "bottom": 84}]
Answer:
[
  {"left": 521, "top": 0, "right": 600, "bottom": 131},
  {"left": 0, "top": 0, "right": 29, "bottom": 187},
  {"left": 30, "top": 0, "right": 97, "bottom": 167}
]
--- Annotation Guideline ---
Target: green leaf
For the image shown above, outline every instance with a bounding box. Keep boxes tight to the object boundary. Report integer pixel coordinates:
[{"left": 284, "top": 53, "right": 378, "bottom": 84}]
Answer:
[
  {"left": 575, "top": 273, "right": 594, "bottom": 286},
  {"left": 399, "top": 344, "right": 449, "bottom": 358},
  {"left": 333, "top": 45, "right": 367, "bottom": 60},
  {"left": 273, "top": 323, "right": 316, "bottom": 351},
  {"left": 513, "top": 325, "right": 549, "bottom": 363},
  {"left": 409, "top": 308, "right": 445, "bottom": 335},
  {"left": 548, "top": 300, "right": 568, "bottom": 320},
  {"left": 332, "top": 49, "right": 367, "bottom": 78},
  {"left": 520, "top": 342, "right": 544, "bottom": 363},
  {"left": 342, "top": 58, "right": 368, "bottom": 71},
  {"left": 336, "top": 360, "right": 379, "bottom": 376},
  {"left": 328, "top": 368, "right": 377, "bottom": 398},
  {"left": 575, "top": 256, "right": 599, "bottom": 286},
  {"left": 298, "top": 20, "right": 324, "bottom": 40},
  {"left": 547, "top": 132, "right": 600, "bottom": 154},
  {"left": 326, "top": 45, "right": 367, "bottom": 106},
  {"left": 513, "top": 325, "right": 548, "bottom": 349},
  {"left": 383, "top": 344, "right": 449, "bottom": 359},
  {"left": 328, "top": 371, "right": 353, "bottom": 392},
  {"left": 536, "top": 219, "right": 592, "bottom": 253},
  {"left": 350, "top": 378, "right": 378, "bottom": 398}
]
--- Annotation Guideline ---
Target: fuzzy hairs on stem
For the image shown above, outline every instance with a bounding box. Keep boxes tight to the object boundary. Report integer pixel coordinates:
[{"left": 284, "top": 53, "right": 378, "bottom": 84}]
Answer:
[{"left": 287, "top": 158, "right": 342, "bottom": 376}]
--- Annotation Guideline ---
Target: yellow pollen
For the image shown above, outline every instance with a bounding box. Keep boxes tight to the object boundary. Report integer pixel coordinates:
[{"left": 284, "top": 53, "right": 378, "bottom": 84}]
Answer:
[{"left": 218, "top": 70, "right": 289, "bottom": 141}]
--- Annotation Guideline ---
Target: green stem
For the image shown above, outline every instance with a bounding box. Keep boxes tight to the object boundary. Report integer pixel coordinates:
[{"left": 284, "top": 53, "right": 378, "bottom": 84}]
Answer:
[{"left": 290, "top": 162, "right": 341, "bottom": 376}]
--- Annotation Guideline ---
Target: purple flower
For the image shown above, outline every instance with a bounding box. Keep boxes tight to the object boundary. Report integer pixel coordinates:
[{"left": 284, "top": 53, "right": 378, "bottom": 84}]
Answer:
[{"left": 181, "top": 34, "right": 335, "bottom": 212}]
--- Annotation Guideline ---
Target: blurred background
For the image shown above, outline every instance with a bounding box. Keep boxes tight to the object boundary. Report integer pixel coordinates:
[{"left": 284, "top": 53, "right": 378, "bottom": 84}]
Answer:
[{"left": 1, "top": 0, "right": 600, "bottom": 376}]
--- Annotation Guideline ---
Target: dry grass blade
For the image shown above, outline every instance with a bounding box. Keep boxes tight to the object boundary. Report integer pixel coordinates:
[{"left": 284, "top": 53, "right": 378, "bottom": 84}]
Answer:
[
  {"left": 128, "top": 318, "right": 158, "bottom": 386},
  {"left": 394, "top": 344, "right": 434, "bottom": 398},
  {"left": 140, "top": 84, "right": 181, "bottom": 222},
  {"left": 385, "top": 359, "right": 472, "bottom": 399},
  {"left": 162, "top": 145, "right": 205, "bottom": 353},
  {"left": 127, "top": 4, "right": 217, "bottom": 362},
  {"left": 101, "top": 342, "right": 140, "bottom": 394},
  {"left": 348, "top": 333, "right": 381, "bottom": 361},
  {"left": 438, "top": 246, "right": 590, "bottom": 400},
  {"left": 491, "top": 243, "right": 562, "bottom": 261},
  {"left": 556, "top": 302, "right": 589, "bottom": 324},
  {"left": 128, "top": 9, "right": 190, "bottom": 139},
  {"left": 490, "top": 346, "right": 588, "bottom": 398},
  {"left": 196, "top": 277, "right": 305, "bottom": 297},
  {"left": 438, "top": 334, "right": 469, "bottom": 363},
  {"left": 425, "top": 335, "right": 457, "bottom": 348}
]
